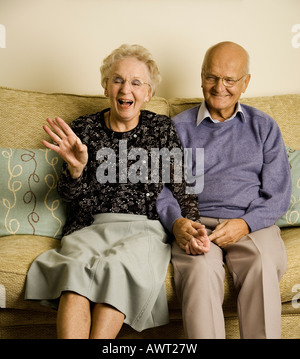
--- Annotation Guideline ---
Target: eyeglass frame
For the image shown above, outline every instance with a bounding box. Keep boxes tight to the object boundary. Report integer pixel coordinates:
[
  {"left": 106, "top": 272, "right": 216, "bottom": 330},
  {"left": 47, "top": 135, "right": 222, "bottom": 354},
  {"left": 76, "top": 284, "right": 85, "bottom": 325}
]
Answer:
[
  {"left": 109, "top": 75, "right": 151, "bottom": 90},
  {"left": 202, "top": 72, "right": 248, "bottom": 88}
]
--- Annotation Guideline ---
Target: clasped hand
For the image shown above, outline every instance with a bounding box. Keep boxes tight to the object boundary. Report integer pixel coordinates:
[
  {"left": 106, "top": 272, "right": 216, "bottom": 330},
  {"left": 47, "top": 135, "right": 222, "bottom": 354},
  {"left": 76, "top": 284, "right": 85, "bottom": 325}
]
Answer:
[
  {"left": 172, "top": 218, "right": 210, "bottom": 255},
  {"left": 173, "top": 218, "right": 250, "bottom": 255},
  {"left": 42, "top": 117, "right": 88, "bottom": 179}
]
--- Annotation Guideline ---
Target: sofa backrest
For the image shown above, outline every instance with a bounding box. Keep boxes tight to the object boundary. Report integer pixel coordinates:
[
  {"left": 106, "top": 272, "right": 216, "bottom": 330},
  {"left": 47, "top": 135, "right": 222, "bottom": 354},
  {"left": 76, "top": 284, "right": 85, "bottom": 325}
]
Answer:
[
  {"left": 0, "top": 87, "right": 169, "bottom": 148},
  {"left": 0, "top": 87, "right": 299, "bottom": 150}
]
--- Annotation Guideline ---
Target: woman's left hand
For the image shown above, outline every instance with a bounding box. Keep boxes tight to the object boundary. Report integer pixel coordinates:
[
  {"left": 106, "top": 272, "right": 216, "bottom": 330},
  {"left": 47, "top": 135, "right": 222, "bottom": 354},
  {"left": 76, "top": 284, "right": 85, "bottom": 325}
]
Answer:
[
  {"left": 185, "top": 227, "right": 210, "bottom": 255},
  {"left": 42, "top": 117, "right": 88, "bottom": 179}
]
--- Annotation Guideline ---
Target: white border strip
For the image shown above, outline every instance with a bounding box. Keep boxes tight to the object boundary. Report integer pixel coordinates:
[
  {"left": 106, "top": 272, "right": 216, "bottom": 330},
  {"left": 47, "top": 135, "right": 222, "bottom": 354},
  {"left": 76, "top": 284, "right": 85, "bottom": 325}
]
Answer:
[{"left": 0, "top": 284, "right": 6, "bottom": 308}]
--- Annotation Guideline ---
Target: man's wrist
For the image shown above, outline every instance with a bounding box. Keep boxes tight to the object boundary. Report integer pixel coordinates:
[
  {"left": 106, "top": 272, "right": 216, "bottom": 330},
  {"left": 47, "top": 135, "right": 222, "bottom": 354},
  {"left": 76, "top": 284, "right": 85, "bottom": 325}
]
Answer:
[{"left": 172, "top": 217, "right": 186, "bottom": 234}]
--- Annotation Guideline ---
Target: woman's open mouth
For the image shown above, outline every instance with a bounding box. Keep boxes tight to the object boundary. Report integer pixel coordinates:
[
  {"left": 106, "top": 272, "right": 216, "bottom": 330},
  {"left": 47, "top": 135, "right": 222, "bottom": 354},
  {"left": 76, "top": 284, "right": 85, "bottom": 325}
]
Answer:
[{"left": 118, "top": 99, "right": 134, "bottom": 109}]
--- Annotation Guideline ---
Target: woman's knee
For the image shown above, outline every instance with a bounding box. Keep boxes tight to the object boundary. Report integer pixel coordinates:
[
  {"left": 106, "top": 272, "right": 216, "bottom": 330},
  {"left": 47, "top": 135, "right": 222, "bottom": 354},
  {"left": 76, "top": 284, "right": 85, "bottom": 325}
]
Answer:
[{"left": 60, "top": 291, "right": 90, "bottom": 306}]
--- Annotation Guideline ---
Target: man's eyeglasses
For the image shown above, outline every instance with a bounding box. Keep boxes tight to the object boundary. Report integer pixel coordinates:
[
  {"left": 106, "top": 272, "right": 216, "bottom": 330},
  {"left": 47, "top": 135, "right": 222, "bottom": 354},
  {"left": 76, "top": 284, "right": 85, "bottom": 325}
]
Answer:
[
  {"left": 203, "top": 73, "right": 248, "bottom": 88},
  {"left": 110, "top": 76, "right": 151, "bottom": 89}
]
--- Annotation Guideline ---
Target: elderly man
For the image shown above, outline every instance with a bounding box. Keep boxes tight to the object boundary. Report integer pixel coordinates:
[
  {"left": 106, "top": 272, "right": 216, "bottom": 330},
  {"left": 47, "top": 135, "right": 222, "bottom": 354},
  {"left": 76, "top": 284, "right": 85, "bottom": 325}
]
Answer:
[{"left": 156, "top": 41, "right": 291, "bottom": 339}]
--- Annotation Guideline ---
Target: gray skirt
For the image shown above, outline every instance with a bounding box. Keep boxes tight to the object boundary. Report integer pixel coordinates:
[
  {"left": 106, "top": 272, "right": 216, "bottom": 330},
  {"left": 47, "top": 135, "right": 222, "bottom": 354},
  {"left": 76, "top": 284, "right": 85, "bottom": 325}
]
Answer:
[{"left": 25, "top": 213, "right": 171, "bottom": 332}]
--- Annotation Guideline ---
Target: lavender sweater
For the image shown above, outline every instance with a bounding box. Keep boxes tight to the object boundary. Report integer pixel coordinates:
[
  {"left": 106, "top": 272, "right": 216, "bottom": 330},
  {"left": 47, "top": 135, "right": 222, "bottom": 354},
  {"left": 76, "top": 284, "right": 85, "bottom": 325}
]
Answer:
[{"left": 156, "top": 103, "right": 292, "bottom": 233}]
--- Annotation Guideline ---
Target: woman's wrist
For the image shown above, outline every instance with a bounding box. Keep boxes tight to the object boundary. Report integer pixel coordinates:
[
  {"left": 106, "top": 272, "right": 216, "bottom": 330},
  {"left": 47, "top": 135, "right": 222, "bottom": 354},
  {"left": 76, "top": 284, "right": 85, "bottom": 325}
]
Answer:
[{"left": 68, "top": 164, "right": 85, "bottom": 179}]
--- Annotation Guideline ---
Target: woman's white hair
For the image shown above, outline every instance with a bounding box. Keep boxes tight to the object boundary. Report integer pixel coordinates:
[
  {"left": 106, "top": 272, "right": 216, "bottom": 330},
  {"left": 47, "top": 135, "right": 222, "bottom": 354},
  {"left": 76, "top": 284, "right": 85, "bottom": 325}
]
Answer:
[{"left": 100, "top": 44, "right": 161, "bottom": 96}]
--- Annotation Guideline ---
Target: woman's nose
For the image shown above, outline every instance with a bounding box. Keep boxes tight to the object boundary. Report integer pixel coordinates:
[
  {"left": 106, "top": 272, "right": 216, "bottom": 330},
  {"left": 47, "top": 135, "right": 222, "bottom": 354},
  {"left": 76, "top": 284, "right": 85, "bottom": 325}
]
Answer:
[{"left": 120, "top": 80, "right": 132, "bottom": 93}]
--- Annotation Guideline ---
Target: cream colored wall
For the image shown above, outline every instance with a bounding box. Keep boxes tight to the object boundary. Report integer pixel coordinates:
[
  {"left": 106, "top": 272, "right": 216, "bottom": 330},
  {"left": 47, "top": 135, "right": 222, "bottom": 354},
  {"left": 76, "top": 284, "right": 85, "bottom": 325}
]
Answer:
[{"left": 0, "top": 0, "right": 299, "bottom": 99}]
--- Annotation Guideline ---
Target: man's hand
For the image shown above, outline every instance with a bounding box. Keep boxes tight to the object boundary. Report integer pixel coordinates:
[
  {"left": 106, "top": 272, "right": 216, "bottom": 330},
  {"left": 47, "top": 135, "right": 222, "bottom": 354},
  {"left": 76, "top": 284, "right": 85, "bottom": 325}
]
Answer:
[
  {"left": 208, "top": 219, "right": 249, "bottom": 248},
  {"left": 172, "top": 218, "right": 210, "bottom": 255}
]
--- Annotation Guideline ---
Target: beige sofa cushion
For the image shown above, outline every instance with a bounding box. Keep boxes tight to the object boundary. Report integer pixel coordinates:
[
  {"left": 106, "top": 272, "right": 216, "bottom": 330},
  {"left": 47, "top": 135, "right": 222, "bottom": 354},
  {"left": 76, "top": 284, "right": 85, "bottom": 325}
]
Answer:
[
  {"left": 1, "top": 227, "right": 299, "bottom": 313},
  {"left": 0, "top": 87, "right": 169, "bottom": 148},
  {"left": 0, "top": 235, "right": 60, "bottom": 311}
]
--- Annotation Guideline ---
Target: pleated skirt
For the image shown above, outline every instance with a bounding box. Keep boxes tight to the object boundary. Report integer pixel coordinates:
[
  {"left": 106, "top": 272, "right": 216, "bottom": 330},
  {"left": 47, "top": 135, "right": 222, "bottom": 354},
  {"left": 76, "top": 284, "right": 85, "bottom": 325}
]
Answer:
[{"left": 24, "top": 213, "right": 171, "bottom": 332}]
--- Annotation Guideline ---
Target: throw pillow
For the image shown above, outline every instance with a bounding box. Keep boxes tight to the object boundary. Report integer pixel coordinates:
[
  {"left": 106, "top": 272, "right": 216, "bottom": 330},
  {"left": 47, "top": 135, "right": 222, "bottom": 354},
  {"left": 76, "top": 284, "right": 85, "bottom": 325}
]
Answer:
[
  {"left": 0, "top": 148, "right": 67, "bottom": 238},
  {"left": 276, "top": 146, "right": 300, "bottom": 227}
]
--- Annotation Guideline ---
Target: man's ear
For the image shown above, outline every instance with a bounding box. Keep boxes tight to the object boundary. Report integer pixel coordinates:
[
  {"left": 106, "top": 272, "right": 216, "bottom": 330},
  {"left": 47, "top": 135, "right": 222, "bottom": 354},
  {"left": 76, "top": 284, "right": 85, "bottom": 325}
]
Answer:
[{"left": 242, "top": 74, "right": 251, "bottom": 93}]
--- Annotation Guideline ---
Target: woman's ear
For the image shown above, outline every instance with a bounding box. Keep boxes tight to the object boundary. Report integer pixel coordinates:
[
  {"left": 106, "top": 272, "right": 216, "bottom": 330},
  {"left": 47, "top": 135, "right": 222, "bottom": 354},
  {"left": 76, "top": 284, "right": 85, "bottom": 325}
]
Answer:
[{"left": 145, "top": 86, "right": 152, "bottom": 103}]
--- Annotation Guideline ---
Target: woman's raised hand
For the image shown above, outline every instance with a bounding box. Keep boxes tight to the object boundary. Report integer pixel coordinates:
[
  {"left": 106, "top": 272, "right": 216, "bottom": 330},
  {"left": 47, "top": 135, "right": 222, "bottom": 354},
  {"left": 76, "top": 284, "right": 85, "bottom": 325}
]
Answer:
[{"left": 42, "top": 117, "right": 88, "bottom": 179}]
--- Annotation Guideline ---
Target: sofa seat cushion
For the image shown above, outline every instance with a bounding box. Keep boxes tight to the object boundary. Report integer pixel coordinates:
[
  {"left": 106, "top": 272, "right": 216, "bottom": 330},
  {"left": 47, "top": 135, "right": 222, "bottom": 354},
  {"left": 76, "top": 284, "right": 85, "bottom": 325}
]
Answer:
[
  {"left": 0, "top": 227, "right": 299, "bottom": 313},
  {"left": 0, "top": 235, "right": 60, "bottom": 311}
]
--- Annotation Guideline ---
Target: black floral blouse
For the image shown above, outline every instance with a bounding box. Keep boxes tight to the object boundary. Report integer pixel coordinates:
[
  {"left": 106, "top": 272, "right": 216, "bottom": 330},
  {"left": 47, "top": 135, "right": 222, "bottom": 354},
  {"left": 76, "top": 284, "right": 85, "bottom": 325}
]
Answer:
[{"left": 57, "top": 109, "right": 200, "bottom": 236}]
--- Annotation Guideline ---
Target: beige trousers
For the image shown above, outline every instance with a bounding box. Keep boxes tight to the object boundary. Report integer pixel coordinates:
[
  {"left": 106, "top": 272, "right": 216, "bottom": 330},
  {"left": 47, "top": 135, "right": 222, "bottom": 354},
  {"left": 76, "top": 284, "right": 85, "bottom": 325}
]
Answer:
[{"left": 172, "top": 217, "right": 287, "bottom": 339}]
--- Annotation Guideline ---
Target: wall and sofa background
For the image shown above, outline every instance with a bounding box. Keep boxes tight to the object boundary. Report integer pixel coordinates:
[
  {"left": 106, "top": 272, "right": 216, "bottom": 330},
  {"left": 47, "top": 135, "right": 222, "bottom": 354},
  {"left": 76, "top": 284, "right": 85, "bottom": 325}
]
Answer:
[
  {"left": 0, "top": 0, "right": 299, "bottom": 339},
  {"left": 0, "top": 0, "right": 299, "bottom": 98}
]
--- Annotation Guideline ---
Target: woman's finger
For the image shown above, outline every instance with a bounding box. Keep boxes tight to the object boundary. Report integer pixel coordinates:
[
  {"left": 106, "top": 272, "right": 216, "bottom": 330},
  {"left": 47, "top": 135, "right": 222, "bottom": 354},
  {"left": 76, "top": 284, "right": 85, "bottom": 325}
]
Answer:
[
  {"left": 55, "top": 117, "right": 76, "bottom": 137},
  {"left": 43, "top": 124, "right": 63, "bottom": 145},
  {"left": 46, "top": 118, "right": 67, "bottom": 139},
  {"left": 41, "top": 139, "right": 60, "bottom": 153}
]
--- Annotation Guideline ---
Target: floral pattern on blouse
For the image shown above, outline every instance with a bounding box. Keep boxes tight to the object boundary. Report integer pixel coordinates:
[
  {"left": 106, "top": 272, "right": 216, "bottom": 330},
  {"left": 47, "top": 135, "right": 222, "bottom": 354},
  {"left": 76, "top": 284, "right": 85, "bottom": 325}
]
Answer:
[{"left": 57, "top": 109, "right": 200, "bottom": 235}]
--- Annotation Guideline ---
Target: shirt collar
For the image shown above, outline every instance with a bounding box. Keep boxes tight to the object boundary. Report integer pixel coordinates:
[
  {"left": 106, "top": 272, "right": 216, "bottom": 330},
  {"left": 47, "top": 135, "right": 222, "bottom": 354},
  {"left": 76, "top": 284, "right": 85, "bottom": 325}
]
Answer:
[{"left": 197, "top": 101, "right": 246, "bottom": 126}]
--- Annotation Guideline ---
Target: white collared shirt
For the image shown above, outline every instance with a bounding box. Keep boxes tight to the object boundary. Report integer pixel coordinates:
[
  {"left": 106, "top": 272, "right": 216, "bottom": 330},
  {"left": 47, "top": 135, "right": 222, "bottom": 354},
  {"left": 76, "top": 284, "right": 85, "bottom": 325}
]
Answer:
[{"left": 196, "top": 101, "right": 246, "bottom": 126}]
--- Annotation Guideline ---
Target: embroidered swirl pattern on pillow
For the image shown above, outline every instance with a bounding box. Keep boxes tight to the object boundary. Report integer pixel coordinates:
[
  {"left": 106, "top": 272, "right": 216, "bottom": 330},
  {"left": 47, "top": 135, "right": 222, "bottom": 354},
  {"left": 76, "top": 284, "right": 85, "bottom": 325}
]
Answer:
[
  {"left": 276, "top": 146, "right": 300, "bottom": 227},
  {"left": 0, "top": 148, "right": 66, "bottom": 238}
]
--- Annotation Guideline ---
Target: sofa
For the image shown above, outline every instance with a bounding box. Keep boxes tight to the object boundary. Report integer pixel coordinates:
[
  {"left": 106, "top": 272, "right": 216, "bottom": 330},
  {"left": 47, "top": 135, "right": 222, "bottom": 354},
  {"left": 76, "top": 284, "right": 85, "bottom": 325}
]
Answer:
[{"left": 0, "top": 86, "right": 299, "bottom": 339}]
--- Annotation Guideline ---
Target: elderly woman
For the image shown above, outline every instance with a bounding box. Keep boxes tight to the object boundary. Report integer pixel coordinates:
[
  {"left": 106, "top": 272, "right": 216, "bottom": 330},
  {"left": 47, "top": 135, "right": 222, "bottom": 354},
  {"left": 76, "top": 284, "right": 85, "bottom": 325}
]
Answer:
[{"left": 25, "top": 44, "right": 207, "bottom": 339}]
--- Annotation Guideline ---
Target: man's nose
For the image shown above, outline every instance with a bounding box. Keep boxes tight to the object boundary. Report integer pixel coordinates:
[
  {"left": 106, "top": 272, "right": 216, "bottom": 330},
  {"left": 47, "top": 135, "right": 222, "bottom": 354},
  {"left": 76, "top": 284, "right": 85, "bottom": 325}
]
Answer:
[{"left": 214, "top": 78, "right": 226, "bottom": 92}]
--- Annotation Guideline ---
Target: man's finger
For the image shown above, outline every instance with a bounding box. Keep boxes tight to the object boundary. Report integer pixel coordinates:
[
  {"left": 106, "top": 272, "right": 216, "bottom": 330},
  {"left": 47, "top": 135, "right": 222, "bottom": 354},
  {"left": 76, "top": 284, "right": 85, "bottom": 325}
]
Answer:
[{"left": 213, "top": 220, "right": 228, "bottom": 231}]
